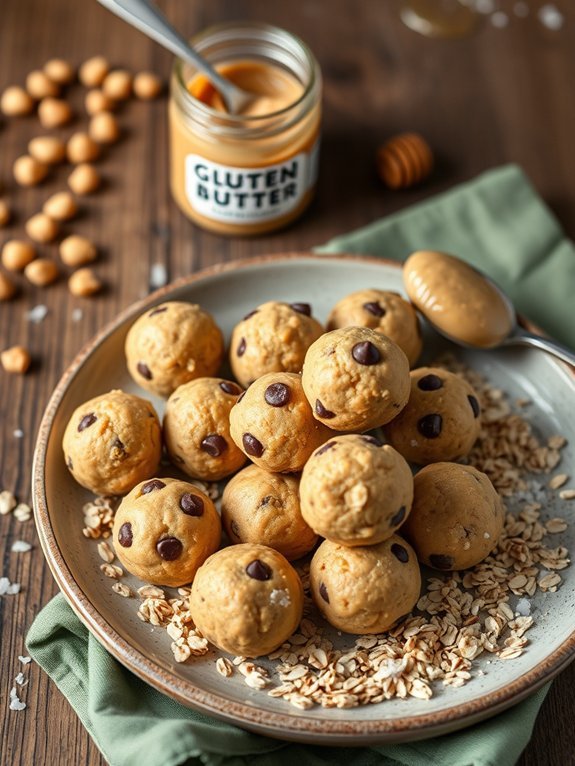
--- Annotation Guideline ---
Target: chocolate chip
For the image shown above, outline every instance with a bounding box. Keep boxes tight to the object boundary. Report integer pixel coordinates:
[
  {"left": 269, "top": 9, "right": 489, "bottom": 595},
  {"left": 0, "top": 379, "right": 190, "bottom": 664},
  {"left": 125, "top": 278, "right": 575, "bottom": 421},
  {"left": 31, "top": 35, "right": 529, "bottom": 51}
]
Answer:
[
  {"left": 230, "top": 520, "right": 241, "bottom": 537},
  {"left": 66, "top": 456, "right": 73, "bottom": 471},
  {"left": 149, "top": 306, "right": 168, "bottom": 317},
  {"left": 429, "top": 554, "right": 454, "bottom": 570},
  {"left": 362, "top": 435, "right": 382, "bottom": 446},
  {"left": 141, "top": 479, "right": 166, "bottom": 494},
  {"left": 137, "top": 361, "right": 153, "bottom": 380},
  {"left": 243, "top": 433, "right": 264, "bottom": 457},
  {"left": 390, "top": 506, "right": 406, "bottom": 527},
  {"left": 156, "top": 537, "right": 183, "bottom": 561},
  {"left": 264, "top": 383, "right": 291, "bottom": 407},
  {"left": 201, "top": 434, "right": 228, "bottom": 457},
  {"left": 246, "top": 559, "right": 271, "bottom": 580},
  {"left": 417, "top": 414, "right": 443, "bottom": 439},
  {"left": 289, "top": 302, "right": 311, "bottom": 316},
  {"left": 243, "top": 309, "right": 258, "bottom": 321},
  {"left": 315, "top": 399, "right": 335, "bottom": 419},
  {"left": 236, "top": 391, "right": 246, "bottom": 403},
  {"left": 468, "top": 395, "right": 480, "bottom": 418},
  {"left": 180, "top": 493, "right": 204, "bottom": 516},
  {"left": 319, "top": 582, "right": 330, "bottom": 603},
  {"left": 352, "top": 341, "right": 380, "bottom": 365},
  {"left": 220, "top": 381, "right": 242, "bottom": 396},
  {"left": 118, "top": 522, "right": 132, "bottom": 547},
  {"left": 78, "top": 412, "right": 97, "bottom": 432},
  {"left": 363, "top": 301, "right": 386, "bottom": 318},
  {"left": 391, "top": 543, "right": 409, "bottom": 563},
  {"left": 236, "top": 337, "right": 246, "bottom": 357},
  {"left": 418, "top": 374, "right": 443, "bottom": 391},
  {"left": 315, "top": 441, "right": 336, "bottom": 456},
  {"left": 260, "top": 495, "right": 273, "bottom": 506}
]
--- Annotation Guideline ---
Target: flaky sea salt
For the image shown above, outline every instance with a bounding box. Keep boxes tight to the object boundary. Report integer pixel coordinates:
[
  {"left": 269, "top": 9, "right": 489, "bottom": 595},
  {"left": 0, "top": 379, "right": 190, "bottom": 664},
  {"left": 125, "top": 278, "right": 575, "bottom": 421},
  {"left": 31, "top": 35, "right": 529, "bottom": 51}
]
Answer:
[
  {"left": 13, "top": 429, "right": 24, "bottom": 439},
  {"left": 150, "top": 263, "right": 168, "bottom": 289},
  {"left": 71, "top": 308, "right": 83, "bottom": 322},
  {"left": 15, "top": 673, "right": 27, "bottom": 687},
  {"left": 18, "top": 656, "right": 32, "bottom": 665},
  {"left": 11, "top": 541, "right": 32, "bottom": 553},
  {"left": 9, "top": 687, "right": 26, "bottom": 711},
  {"left": 26, "top": 305, "right": 48, "bottom": 323},
  {"left": 0, "top": 576, "right": 21, "bottom": 595}
]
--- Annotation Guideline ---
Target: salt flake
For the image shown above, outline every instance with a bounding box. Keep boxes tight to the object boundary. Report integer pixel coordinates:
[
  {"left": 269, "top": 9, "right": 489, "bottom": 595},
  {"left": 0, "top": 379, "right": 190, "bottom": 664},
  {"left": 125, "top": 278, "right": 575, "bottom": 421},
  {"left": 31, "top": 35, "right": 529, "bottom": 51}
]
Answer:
[
  {"left": 13, "top": 429, "right": 24, "bottom": 439},
  {"left": 149, "top": 263, "right": 168, "bottom": 290},
  {"left": 26, "top": 305, "right": 48, "bottom": 324},
  {"left": 18, "top": 656, "right": 32, "bottom": 665},
  {"left": 11, "top": 541, "right": 32, "bottom": 553}
]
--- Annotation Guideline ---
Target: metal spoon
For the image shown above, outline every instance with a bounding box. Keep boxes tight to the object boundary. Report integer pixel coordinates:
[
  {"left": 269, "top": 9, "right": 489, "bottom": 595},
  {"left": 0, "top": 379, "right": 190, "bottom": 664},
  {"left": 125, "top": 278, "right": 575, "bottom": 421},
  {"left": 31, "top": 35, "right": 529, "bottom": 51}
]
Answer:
[{"left": 97, "top": 0, "right": 256, "bottom": 115}]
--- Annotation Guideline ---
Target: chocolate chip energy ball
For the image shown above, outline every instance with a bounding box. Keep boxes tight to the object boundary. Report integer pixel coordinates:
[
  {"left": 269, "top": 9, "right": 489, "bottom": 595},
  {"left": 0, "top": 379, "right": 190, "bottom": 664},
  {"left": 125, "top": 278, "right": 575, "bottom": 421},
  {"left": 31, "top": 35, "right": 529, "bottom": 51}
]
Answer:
[
  {"left": 221, "top": 465, "right": 317, "bottom": 560},
  {"left": 301, "top": 326, "right": 410, "bottom": 432},
  {"left": 112, "top": 478, "right": 221, "bottom": 587},
  {"left": 310, "top": 536, "right": 421, "bottom": 634},
  {"left": 163, "top": 378, "right": 247, "bottom": 481},
  {"left": 403, "top": 463, "right": 504, "bottom": 571},
  {"left": 229, "top": 301, "right": 323, "bottom": 388},
  {"left": 189, "top": 543, "right": 304, "bottom": 657},
  {"left": 300, "top": 435, "right": 413, "bottom": 547},
  {"left": 229, "top": 372, "right": 332, "bottom": 473},
  {"left": 62, "top": 390, "right": 162, "bottom": 496},
  {"left": 383, "top": 367, "right": 481, "bottom": 465},
  {"left": 327, "top": 289, "right": 422, "bottom": 367},
  {"left": 125, "top": 302, "right": 224, "bottom": 398}
]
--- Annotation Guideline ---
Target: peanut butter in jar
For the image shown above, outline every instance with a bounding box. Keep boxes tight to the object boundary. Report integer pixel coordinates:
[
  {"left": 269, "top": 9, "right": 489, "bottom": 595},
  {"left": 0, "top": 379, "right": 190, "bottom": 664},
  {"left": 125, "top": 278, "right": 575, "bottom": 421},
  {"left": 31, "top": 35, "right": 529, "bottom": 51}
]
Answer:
[{"left": 169, "top": 23, "right": 322, "bottom": 236}]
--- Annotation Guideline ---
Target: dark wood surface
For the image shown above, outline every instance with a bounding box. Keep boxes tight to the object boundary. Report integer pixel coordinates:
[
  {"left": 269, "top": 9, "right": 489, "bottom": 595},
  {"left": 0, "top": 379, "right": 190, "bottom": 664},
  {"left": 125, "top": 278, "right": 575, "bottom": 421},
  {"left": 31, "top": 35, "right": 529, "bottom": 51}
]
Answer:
[{"left": 1, "top": 2, "right": 574, "bottom": 764}]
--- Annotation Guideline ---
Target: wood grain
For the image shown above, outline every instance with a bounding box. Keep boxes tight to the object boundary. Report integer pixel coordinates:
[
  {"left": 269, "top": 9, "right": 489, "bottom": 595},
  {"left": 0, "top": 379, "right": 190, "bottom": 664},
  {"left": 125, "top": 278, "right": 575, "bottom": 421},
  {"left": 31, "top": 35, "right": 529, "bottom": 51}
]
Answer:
[{"left": 1, "top": 1, "right": 574, "bottom": 764}]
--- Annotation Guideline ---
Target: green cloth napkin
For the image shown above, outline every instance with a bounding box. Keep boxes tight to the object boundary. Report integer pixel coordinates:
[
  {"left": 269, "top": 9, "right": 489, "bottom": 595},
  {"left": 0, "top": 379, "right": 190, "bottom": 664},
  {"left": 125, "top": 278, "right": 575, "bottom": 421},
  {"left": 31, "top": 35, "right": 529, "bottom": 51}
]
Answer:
[{"left": 27, "top": 164, "right": 572, "bottom": 766}]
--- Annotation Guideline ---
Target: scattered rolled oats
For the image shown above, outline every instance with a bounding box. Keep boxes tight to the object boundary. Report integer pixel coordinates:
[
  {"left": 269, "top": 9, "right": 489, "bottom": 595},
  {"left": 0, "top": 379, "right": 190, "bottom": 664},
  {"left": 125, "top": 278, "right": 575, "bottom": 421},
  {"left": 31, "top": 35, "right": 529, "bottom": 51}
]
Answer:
[
  {"left": 216, "top": 657, "right": 233, "bottom": 677},
  {"left": 548, "top": 473, "right": 568, "bottom": 490},
  {"left": 97, "top": 541, "right": 115, "bottom": 563},
  {"left": 11, "top": 541, "right": 32, "bottom": 553},
  {"left": 112, "top": 582, "right": 133, "bottom": 598},
  {"left": 81, "top": 496, "right": 116, "bottom": 539},
  {"left": 0, "top": 490, "right": 17, "bottom": 515},
  {"left": 137, "top": 585, "right": 165, "bottom": 599},
  {"left": 99, "top": 563, "right": 123, "bottom": 579},
  {"left": 559, "top": 489, "right": 575, "bottom": 500},
  {"left": 13, "top": 503, "right": 32, "bottom": 522}
]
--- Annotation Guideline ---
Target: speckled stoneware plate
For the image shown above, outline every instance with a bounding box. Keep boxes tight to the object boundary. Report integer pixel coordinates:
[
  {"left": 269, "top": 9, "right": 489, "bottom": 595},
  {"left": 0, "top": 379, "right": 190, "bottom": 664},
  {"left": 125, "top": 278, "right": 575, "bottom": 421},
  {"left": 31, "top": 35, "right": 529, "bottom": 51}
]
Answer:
[{"left": 33, "top": 255, "right": 575, "bottom": 745}]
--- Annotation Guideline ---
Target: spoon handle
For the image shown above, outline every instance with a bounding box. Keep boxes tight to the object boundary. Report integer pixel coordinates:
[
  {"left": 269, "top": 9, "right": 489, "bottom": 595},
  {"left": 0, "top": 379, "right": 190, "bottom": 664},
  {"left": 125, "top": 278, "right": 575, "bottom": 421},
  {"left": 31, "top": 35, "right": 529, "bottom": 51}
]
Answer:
[{"left": 505, "top": 327, "right": 575, "bottom": 368}]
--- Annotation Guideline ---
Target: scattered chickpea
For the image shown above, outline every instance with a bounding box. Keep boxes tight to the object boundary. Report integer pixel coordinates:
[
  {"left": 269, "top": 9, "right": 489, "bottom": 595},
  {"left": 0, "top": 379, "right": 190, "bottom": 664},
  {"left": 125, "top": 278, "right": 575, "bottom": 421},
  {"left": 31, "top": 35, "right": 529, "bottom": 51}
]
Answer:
[
  {"left": 0, "top": 273, "right": 16, "bottom": 301},
  {"left": 0, "top": 199, "right": 11, "bottom": 228},
  {"left": 68, "top": 267, "right": 103, "bottom": 297},
  {"left": 59, "top": 235, "right": 97, "bottom": 267},
  {"left": 85, "top": 88, "right": 115, "bottom": 115},
  {"left": 0, "top": 85, "right": 35, "bottom": 116},
  {"left": 67, "top": 132, "right": 101, "bottom": 164},
  {"left": 24, "top": 258, "right": 59, "bottom": 286},
  {"left": 13, "top": 155, "right": 49, "bottom": 187},
  {"left": 2, "top": 240, "right": 36, "bottom": 272},
  {"left": 89, "top": 111, "right": 120, "bottom": 144},
  {"left": 133, "top": 71, "right": 163, "bottom": 100},
  {"left": 38, "top": 97, "right": 73, "bottom": 128},
  {"left": 68, "top": 163, "right": 101, "bottom": 195},
  {"left": 28, "top": 135, "right": 67, "bottom": 165},
  {"left": 43, "top": 58, "right": 75, "bottom": 85},
  {"left": 102, "top": 70, "right": 132, "bottom": 101},
  {"left": 1, "top": 346, "right": 32, "bottom": 374},
  {"left": 25, "top": 212, "right": 60, "bottom": 244},
  {"left": 79, "top": 56, "right": 110, "bottom": 88},
  {"left": 25, "top": 70, "right": 60, "bottom": 100},
  {"left": 43, "top": 191, "right": 78, "bottom": 222}
]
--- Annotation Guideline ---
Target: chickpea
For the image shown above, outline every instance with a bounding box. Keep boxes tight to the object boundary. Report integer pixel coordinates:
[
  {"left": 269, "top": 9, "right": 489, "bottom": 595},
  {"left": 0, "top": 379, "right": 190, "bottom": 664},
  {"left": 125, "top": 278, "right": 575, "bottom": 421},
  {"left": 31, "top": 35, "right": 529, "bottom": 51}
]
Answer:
[
  {"left": 2, "top": 240, "right": 36, "bottom": 272},
  {"left": 0, "top": 86, "right": 34, "bottom": 116},
  {"left": 89, "top": 111, "right": 120, "bottom": 144},
  {"left": 43, "top": 58, "right": 75, "bottom": 85},
  {"left": 60, "top": 235, "right": 97, "bottom": 267},
  {"left": 38, "top": 97, "right": 73, "bottom": 128},
  {"left": 43, "top": 191, "right": 78, "bottom": 222},
  {"left": 79, "top": 56, "right": 109, "bottom": 88},
  {"left": 133, "top": 71, "right": 163, "bottom": 100},
  {"left": 0, "top": 199, "right": 11, "bottom": 228},
  {"left": 26, "top": 70, "right": 60, "bottom": 100},
  {"left": 85, "top": 89, "right": 115, "bottom": 115},
  {"left": 68, "top": 267, "right": 103, "bottom": 297},
  {"left": 28, "top": 135, "right": 67, "bottom": 165},
  {"left": 1, "top": 346, "right": 32, "bottom": 374},
  {"left": 102, "top": 70, "right": 132, "bottom": 101},
  {"left": 0, "top": 273, "right": 16, "bottom": 301},
  {"left": 25, "top": 213, "right": 59, "bottom": 244},
  {"left": 67, "top": 132, "right": 101, "bottom": 164},
  {"left": 68, "top": 163, "right": 101, "bottom": 195},
  {"left": 13, "top": 155, "right": 49, "bottom": 187},
  {"left": 24, "top": 258, "right": 59, "bottom": 286}
]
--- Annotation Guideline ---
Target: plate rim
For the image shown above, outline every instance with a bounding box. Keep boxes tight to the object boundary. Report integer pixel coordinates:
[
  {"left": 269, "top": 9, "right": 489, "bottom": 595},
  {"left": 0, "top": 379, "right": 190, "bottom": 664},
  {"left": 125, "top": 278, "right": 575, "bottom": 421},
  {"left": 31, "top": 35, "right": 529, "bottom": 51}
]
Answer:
[{"left": 32, "top": 252, "right": 575, "bottom": 744}]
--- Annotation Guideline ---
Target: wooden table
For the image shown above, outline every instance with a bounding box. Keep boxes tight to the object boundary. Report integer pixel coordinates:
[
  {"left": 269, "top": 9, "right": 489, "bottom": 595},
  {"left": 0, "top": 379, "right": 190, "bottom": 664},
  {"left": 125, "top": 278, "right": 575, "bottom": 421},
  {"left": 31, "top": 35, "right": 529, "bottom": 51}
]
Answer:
[{"left": 1, "top": 1, "right": 574, "bottom": 764}]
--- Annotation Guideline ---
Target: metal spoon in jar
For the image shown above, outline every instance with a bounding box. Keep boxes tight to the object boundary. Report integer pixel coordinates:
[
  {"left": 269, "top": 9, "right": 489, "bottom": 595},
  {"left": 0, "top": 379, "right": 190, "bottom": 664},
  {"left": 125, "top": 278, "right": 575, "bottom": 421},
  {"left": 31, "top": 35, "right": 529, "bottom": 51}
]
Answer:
[
  {"left": 97, "top": 0, "right": 257, "bottom": 115},
  {"left": 403, "top": 251, "right": 575, "bottom": 367}
]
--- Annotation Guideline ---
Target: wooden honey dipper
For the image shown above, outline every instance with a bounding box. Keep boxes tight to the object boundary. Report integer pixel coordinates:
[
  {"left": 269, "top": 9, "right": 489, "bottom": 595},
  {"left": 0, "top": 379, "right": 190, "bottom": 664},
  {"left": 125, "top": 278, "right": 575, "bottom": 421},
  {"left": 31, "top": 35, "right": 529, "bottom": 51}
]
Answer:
[{"left": 376, "top": 132, "right": 434, "bottom": 190}]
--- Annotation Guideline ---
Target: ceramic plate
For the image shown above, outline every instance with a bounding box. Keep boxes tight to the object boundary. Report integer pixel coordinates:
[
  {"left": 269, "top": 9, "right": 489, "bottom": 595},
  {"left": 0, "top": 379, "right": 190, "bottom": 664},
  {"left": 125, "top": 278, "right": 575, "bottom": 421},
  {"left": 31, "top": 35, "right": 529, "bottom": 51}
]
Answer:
[{"left": 33, "top": 255, "right": 575, "bottom": 745}]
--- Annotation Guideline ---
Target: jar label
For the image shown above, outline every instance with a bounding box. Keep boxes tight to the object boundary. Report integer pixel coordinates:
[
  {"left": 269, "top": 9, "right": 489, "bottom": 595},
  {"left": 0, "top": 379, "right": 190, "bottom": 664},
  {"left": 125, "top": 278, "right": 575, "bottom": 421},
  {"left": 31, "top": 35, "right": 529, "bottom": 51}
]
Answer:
[{"left": 184, "top": 142, "right": 319, "bottom": 224}]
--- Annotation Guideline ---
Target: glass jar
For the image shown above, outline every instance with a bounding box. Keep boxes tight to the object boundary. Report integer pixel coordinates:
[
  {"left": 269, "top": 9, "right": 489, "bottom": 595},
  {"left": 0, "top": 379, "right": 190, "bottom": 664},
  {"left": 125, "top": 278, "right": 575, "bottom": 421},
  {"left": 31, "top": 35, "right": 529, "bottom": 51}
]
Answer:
[{"left": 169, "top": 22, "right": 322, "bottom": 236}]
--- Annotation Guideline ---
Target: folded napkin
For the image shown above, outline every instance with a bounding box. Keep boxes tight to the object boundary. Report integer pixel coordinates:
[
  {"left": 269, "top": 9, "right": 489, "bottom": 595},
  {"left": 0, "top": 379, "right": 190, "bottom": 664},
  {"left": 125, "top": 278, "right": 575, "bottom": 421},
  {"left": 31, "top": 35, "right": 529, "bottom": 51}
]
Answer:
[{"left": 28, "top": 164, "right": 572, "bottom": 766}]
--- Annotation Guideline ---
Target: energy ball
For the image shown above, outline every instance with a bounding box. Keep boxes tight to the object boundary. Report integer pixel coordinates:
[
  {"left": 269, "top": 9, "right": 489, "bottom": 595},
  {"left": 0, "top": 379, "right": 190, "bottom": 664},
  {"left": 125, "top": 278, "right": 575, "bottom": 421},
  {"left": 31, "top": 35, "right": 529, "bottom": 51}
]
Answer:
[
  {"left": 383, "top": 367, "right": 481, "bottom": 465},
  {"left": 300, "top": 434, "right": 413, "bottom": 547},
  {"left": 327, "top": 289, "right": 422, "bottom": 367},
  {"left": 302, "top": 326, "right": 410, "bottom": 432},
  {"left": 229, "top": 300, "right": 323, "bottom": 388},
  {"left": 112, "top": 477, "right": 221, "bottom": 587},
  {"left": 125, "top": 301, "right": 224, "bottom": 398},
  {"left": 310, "top": 536, "right": 421, "bottom": 634},
  {"left": 403, "top": 462, "right": 505, "bottom": 571},
  {"left": 229, "top": 372, "right": 332, "bottom": 473},
  {"left": 221, "top": 465, "right": 317, "bottom": 560},
  {"left": 163, "top": 377, "right": 247, "bottom": 481},
  {"left": 190, "top": 543, "right": 304, "bottom": 657},
  {"left": 62, "top": 390, "right": 162, "bottom": 496}
]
